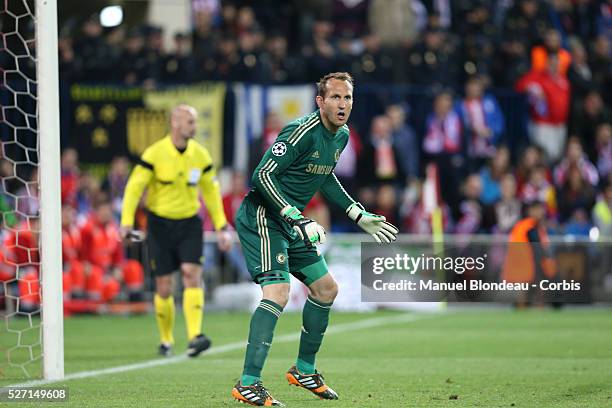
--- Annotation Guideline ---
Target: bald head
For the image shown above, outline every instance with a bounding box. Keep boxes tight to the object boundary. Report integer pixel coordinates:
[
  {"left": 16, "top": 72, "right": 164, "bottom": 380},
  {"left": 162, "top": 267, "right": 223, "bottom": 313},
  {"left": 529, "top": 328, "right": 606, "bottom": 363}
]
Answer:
[{"left": 170, "top": 104, "right": 197, "bottom": 145}]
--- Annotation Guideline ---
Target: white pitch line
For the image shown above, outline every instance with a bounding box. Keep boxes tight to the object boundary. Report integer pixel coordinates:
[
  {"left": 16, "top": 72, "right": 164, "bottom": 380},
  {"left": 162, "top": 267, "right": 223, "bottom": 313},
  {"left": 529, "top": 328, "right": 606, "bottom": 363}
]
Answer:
[{"left": 7, "top": 312, "right": 437, "bottom": 388}]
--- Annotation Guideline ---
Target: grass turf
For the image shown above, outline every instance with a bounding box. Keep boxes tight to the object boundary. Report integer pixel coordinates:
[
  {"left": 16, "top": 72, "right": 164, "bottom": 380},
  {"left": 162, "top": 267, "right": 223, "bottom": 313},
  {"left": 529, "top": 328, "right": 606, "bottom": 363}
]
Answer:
[{"left": 1, "top": 308, "right": 612, "bottom": 407}]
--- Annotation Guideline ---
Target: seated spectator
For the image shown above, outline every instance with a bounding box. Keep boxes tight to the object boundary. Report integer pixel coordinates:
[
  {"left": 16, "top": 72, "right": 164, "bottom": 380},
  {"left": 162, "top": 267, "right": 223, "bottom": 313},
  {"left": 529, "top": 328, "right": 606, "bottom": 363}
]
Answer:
[
  {"left": 456, "top": 75, "right": 505, "bottom": 169},
  {"left": 595, "top": 123, "right": 612, "bottom": 180},
  {"left": 493, "top": 173, "right": 522, "bottom": 234},
  {"left": 80, "top": 193, "right": 144, "bottom": 302},
  {"left": 592, "top": 182, "right": 612, "bottom": 238},
  {"left": 455, "top": 173, "right": 483, "bottom": 234},
  {"left": 62, "top": 204, "right": 84, "bottom": 299},
  {"left": 553, "top": 136, "right": 599, "bottom": 188},
  {"left": 557, "top": 164, "right": 596, "bottom": 223},
  {"left": 61, "top": 148, "right": 80, "bottom": 208},
  {"left": 2, "top": 217, "right": 43, "bottom": 312},
  {"left": 563, "top": 208, "right": 593, "bottom": 237},
  {"left": 479, "top": 146, "right": 511, "bottom": 206},
  {"left": 520, "top": 164, "right": 557, "bottom": 220},
  {"left": 515, "top": 145, "right": 549, "bottom": 193},
  {"left": 102, "top": 156, "right": 130, "bottom": 222}
]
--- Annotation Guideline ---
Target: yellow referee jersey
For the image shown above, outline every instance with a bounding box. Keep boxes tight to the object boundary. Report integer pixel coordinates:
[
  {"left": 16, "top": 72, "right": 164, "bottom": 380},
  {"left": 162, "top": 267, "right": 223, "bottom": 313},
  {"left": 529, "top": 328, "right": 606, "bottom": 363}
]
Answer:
[{"left": 121, "top": 135, "right": 228, "bottom": 230}]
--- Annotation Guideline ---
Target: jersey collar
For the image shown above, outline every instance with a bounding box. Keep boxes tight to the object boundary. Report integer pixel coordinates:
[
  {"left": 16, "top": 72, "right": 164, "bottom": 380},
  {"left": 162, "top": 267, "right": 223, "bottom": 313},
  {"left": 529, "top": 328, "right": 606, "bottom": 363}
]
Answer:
[
  {"left": 164, "top": 134, "right": 191, "bottom": 156},
  {"left": 316, "top": 110, "right": 339, "bottom": 139}
]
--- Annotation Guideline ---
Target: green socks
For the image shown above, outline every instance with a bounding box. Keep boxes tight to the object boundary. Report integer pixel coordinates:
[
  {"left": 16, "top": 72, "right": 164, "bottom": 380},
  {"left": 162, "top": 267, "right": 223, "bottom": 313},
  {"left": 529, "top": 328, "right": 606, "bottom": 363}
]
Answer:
[
  {"left": 297, "top": 296, "right": 333, "bottom": 374},
  {"left": 241, "top": 299, "right": 283, "bottom": 385}
]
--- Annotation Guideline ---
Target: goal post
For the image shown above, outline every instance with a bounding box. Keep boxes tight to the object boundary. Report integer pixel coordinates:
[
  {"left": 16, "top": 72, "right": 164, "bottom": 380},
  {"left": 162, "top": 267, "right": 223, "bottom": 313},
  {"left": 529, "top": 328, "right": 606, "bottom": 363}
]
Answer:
[{"left": 36, "top": 0, "right": 63, "bottom": 380}]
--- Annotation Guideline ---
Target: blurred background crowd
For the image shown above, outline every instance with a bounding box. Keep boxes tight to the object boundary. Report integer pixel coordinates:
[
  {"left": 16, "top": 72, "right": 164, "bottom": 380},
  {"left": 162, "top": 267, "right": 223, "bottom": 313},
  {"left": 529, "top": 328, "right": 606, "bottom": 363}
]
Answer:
[{"left": 1, "top": 0, "right": 612, "bottom": 305}]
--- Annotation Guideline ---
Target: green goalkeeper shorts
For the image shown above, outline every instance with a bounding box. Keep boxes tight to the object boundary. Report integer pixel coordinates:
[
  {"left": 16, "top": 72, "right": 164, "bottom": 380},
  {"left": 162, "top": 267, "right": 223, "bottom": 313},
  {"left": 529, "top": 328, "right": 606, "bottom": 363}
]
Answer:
[{"left": 235, "top": 197, "right": 328, "bottom": 287}]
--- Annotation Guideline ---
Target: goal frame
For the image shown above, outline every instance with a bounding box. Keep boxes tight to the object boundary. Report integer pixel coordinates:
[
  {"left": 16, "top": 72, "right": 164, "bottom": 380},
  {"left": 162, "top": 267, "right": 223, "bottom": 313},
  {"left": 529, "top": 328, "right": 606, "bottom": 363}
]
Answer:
[{"left": 35, "top": 0, "right": 64, "bottom": 380}]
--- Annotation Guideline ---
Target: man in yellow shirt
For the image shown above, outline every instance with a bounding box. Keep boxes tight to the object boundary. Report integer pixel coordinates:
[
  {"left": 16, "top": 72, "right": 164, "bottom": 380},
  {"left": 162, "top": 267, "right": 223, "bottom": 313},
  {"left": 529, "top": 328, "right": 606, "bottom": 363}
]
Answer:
[{"left": 121, "top": 104, "right": 231, "bottom": 357}]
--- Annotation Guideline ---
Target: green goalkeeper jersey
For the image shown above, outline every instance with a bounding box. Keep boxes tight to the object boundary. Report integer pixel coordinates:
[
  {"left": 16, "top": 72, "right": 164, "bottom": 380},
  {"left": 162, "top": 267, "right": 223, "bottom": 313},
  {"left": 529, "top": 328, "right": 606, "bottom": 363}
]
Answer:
[{"left": 245, "top": 110, "right": 356, "bottom": 220}]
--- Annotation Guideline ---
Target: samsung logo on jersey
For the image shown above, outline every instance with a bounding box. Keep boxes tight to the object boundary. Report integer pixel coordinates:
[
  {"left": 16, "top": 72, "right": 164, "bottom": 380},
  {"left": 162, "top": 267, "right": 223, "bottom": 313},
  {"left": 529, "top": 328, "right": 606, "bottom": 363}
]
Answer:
[{"left": 306, "top": 164, "right": 334, "bottom": 175}]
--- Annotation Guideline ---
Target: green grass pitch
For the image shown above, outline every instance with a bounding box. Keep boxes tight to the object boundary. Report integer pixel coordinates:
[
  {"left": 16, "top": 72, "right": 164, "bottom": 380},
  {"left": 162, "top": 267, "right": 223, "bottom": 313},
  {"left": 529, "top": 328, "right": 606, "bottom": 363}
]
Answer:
[{"left": 2, "top": 308, "right": 612, "bottom": 407}]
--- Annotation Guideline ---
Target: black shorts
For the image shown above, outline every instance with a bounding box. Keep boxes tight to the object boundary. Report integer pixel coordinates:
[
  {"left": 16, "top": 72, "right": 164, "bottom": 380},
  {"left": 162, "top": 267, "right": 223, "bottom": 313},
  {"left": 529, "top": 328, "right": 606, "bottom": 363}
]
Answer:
[{"left": 146, "top": 212, "right": 203, "bottom": 276}]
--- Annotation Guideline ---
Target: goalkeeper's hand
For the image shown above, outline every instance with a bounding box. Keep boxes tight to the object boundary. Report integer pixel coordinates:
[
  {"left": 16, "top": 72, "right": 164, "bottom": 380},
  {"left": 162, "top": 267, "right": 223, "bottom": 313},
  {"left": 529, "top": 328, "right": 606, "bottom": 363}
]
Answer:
[
  {"left": 281, "top": 205, "right": 326, "bottom": 248},
  {"left": 346, "top": 202, "right": 399, "bottom": 243}
]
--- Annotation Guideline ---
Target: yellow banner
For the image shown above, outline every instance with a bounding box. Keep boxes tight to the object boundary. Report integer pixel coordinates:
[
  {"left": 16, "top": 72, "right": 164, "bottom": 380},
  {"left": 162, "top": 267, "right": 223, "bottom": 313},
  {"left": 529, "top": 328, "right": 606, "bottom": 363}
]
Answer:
[{"left": 138, "top": 83, "right": 226, "bottom": 165}]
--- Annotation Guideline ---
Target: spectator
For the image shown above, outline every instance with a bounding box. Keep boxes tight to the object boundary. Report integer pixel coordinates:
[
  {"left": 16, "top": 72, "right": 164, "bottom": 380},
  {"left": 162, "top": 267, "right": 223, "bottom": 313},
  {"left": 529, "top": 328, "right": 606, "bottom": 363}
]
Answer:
[
  {"left": 455, "top": 173, "right": 483, "bottom": 234},
  {"left": 492, "top": 33, "right": 531, "bottom": 87},
  {"left": 595, "top": 123, "right": 612, "bottom": 179},
  {"left": 386, "top": 104, "right": 419, "bottom": 180},
  {"left": 515, "top": 53, "right": 571, "bottom": 163},
  {"left": 302, "top": 19, "right": 340, "bottom": 82},
  {"left": 520, "top": 164, "right": 557, "bottom": 219},
  {"left": 61, "top": 204, "right": 83, "bottom": 299},
  {"left": 76, "top": 171, "right": 102, "bottom": 221},
  {"left": 589, "top": 35, "right": 612, "bottom": 103},
  {"left": 2, "top": 217, "right": 41, "bottom": 312},
  {"left": 72, "top": 14, "right": 114, "bottom": 82},
  {"left": 553, "top": 136, "right": 599, "bottom": 188},
  {"left": 592, "top": 181, "right": 612, "bottom": 238},
  {"left": 422, "top": 91, "right": 464, "bottom": 207},
  {"left": 61, "top": 148, "right": 80, "bottom": 208},
  {"left": 261, "top": 33, "right": 303, "bottom": 83},
  {"left": 161, "top": 33, "right": 195, "bottom": 83},
  {"left": 80, "top": 193, "right": 144, "bottom": 302},
  {"left": 563, "top": 208, "right": 593, "bottom": 236},
  {"left": 102, "top": 156, "right": 131, "bottom": 222},
  {"left": 557, "top": 164, "right": 596, "bottom": 223},
  {"left": 570, "top": 91, "right": 611, "bottom": 161},
  {"left": 493, "top": 173, "right": 522, "bottom": 233},
  {"left": 567, "top": 38, "right": 593, "bottom": 106},
  {"left": 359, "top": 115, "right": 405, "bottom": 186},
  {"left": 117, "top": 28, "right": 156, "bottom": 86},
  {"left": 456, "top": 75, "right": 505, "bottom": 168},
  {"left": 502, "top": 0, "right": 551, "bottom": 51},
  {"left": 479, "top": 146, "right": 511, "bottom": 206},
  {"left": 408, "top": 27, "right": 459, "bottom": 87},
  {"left": 531, "top": 28, "right": 572, "bottom": 75},
  {"left": 515, "top": 145, "right": 551, "bottom": 194}
]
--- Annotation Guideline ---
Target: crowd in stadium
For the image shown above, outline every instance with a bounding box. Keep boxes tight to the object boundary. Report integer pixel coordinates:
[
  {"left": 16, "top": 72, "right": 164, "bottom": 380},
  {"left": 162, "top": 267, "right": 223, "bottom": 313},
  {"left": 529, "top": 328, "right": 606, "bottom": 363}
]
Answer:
[{"left": 1, "top": 0, "right": 612, "bottom": 306}]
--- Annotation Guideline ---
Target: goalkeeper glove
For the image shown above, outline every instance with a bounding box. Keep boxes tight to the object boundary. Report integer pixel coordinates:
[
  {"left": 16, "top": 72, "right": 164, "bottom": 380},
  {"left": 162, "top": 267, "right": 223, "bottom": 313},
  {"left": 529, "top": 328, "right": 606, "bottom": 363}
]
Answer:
[
  {"left": 346, "top": 202, "right": 399, "bottom": 243},
  {"left": 281, "top": 205, "right": 326, "bottom": 248}
]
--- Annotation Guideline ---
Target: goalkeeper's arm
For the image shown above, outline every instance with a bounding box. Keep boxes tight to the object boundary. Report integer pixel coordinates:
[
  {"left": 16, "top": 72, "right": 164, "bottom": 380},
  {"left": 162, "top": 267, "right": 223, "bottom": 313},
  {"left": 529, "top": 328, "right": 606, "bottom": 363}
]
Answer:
[{"left": 320, "top": 172, "right": 398, "bottom": 243}]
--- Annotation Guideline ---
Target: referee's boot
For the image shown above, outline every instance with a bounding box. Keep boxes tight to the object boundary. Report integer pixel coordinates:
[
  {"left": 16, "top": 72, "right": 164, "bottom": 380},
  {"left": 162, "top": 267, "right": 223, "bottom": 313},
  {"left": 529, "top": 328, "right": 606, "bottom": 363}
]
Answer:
[
  {"left": 286, "top": 365, "right": 338, "bottom": 400},
  {"left": 158, "top": 343, "right": 173, "bottom": 357},
  {"left": 232, "top": 381, "right": 284, "bottom": 406},
  {"left": 187, "top": 333, "right": 211, "bottom": 357}
]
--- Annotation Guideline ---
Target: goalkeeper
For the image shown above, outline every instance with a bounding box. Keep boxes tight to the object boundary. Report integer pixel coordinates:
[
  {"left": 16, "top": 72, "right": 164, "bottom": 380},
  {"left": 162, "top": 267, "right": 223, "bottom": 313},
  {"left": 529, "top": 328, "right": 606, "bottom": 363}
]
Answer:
[{"left": 231, "top": 72, "right": 398, "bottom": 407}]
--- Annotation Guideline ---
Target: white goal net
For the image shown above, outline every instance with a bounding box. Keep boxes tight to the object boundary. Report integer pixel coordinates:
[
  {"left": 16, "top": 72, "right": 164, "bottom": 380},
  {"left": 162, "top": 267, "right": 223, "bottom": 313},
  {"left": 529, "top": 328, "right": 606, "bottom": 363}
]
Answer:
[{"left": 0, "top": 0, "right": 62, "bottom": 382}]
